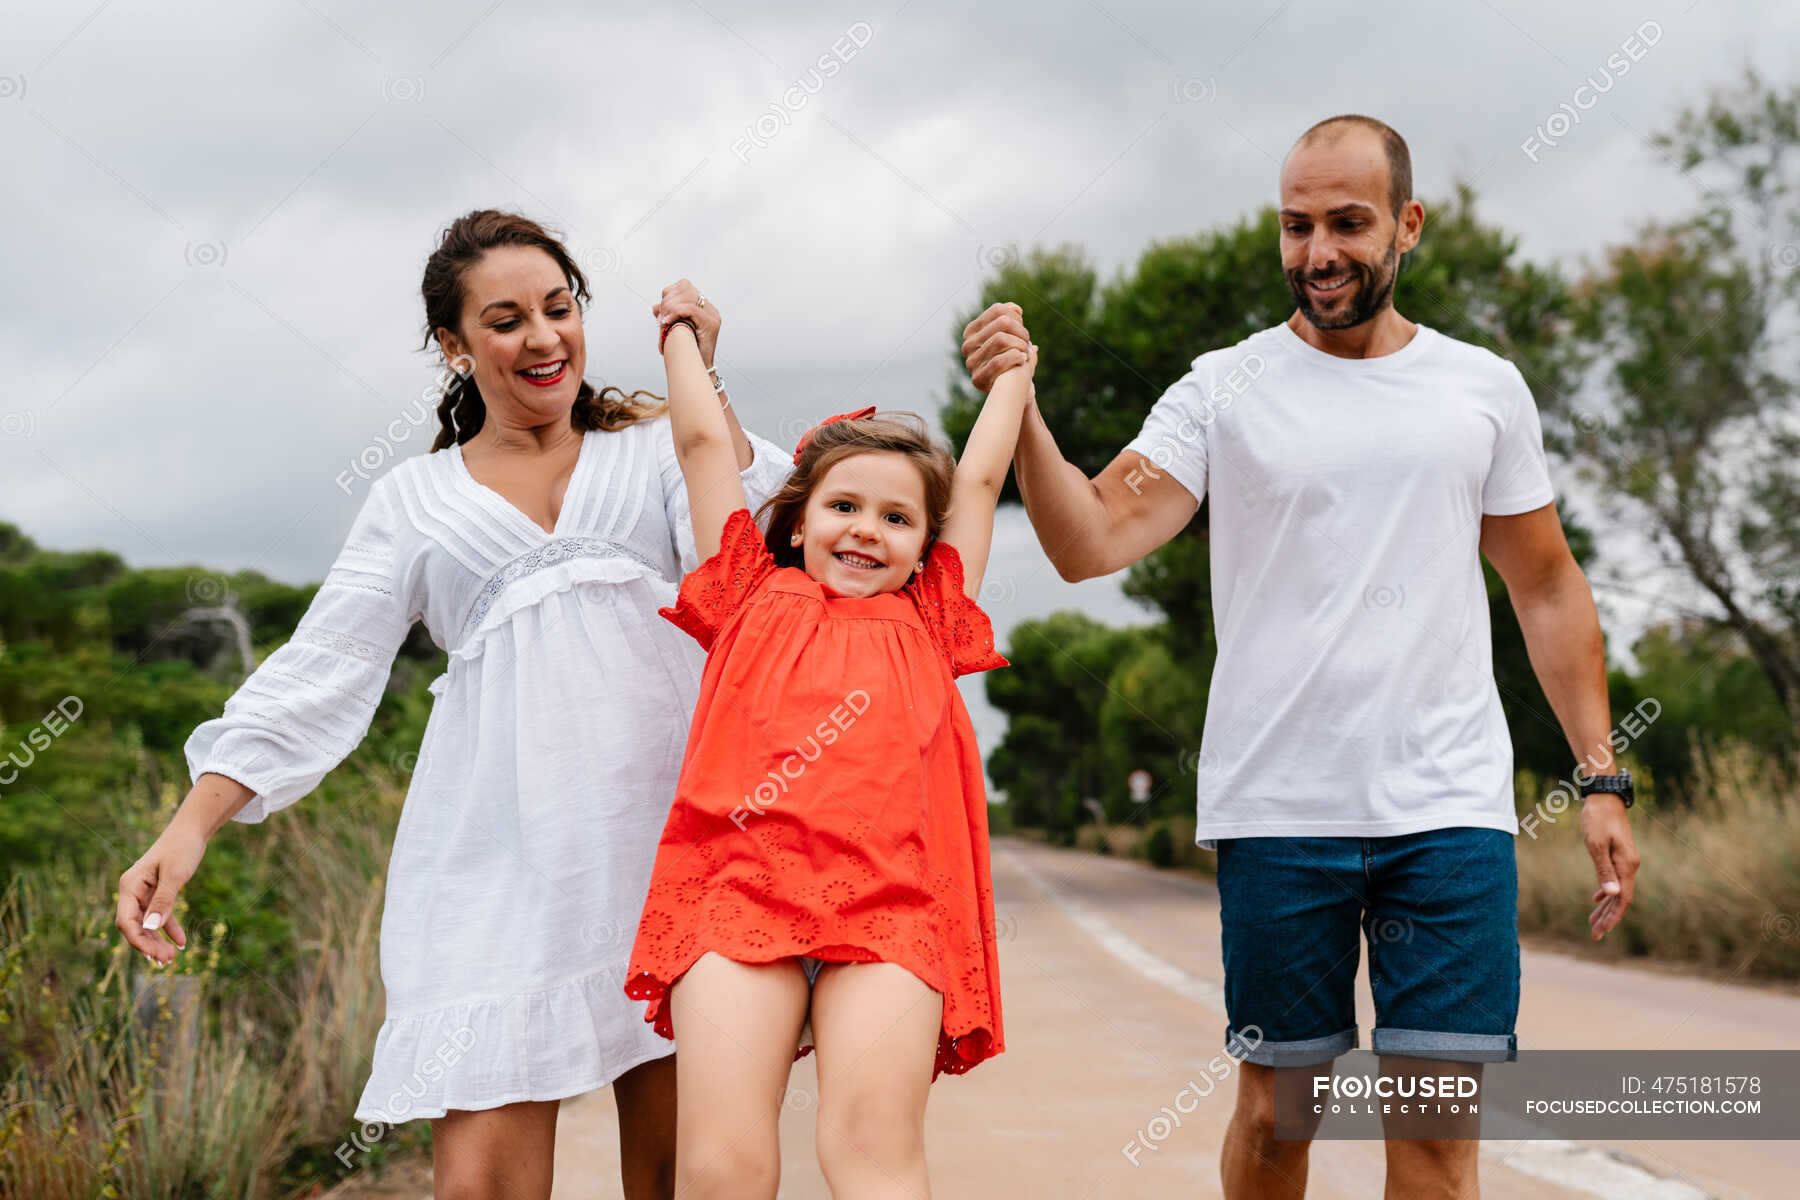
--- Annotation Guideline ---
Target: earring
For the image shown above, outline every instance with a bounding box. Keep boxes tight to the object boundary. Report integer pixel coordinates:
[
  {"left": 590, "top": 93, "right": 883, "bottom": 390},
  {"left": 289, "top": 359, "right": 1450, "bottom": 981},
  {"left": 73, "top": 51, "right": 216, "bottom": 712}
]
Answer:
[
  {"left": 444, "top": 358, "right": 470, "bottom": 438},
  {"left": 790, "top": 532, "right": 802, "bottom": 545},
  {"left": 913, "top": 561, "right": 923, "bottom": 574}
]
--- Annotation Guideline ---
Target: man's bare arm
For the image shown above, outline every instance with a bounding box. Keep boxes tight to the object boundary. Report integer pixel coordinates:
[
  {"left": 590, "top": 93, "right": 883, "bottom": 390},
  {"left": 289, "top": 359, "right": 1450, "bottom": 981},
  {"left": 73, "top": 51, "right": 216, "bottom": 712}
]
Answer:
[
  {"left": 962, "top": 302, "right": 1198, "bottom": 581},
  {"left": 1482, "top": 503, "right": 1640, "bottom": 939},
  {"left": 1013, "top": 402, "right": 1198, "bottom": 580}
]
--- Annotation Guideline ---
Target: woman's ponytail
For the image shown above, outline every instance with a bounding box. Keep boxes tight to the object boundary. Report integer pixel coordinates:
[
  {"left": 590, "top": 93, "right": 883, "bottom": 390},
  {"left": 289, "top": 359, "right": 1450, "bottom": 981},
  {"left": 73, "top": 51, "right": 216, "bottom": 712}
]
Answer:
[{"left": 429, "top": 369, "right": 484, "bottom": 452}]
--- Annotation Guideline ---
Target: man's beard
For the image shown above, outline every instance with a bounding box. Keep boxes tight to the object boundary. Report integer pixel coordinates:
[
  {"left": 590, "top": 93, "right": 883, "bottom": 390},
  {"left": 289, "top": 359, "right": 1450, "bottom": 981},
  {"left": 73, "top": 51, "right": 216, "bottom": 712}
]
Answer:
[{"left": 1287, "top": 242, "right": 1399, "bottom": 330}]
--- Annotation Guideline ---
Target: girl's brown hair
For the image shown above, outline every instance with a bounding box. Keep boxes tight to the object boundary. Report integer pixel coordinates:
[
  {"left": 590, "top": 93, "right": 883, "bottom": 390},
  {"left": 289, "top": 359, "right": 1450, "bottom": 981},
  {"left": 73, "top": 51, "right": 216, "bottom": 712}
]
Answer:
[
  {"left": 757, "top": 412, "right": 957, "bottom": 569},
  {"left": 420, "top": 209, "right": 665, "bottom": 451}
]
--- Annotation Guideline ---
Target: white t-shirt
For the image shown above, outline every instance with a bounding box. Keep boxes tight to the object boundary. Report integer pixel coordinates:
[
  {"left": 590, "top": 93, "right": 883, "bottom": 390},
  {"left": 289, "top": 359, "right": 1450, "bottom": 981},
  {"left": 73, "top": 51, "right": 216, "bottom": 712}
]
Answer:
[{"left": 1123, "top": 320, "right": 1555, "bottom": 844}]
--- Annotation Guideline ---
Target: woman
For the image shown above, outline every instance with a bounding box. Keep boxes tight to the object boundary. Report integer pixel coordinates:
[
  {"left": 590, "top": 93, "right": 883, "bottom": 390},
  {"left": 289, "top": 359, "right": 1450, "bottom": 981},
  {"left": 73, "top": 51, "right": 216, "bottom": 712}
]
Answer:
[{"left": 113, "top": 209, "right": 788, "bottom": 1200}]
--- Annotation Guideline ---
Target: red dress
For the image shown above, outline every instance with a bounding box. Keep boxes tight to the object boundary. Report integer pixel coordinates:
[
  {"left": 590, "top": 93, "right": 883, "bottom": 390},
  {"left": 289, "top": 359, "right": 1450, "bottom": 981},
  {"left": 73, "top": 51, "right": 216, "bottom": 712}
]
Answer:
[{"left": 623, "top": 508, "right": 1008, "bottom": 1078}]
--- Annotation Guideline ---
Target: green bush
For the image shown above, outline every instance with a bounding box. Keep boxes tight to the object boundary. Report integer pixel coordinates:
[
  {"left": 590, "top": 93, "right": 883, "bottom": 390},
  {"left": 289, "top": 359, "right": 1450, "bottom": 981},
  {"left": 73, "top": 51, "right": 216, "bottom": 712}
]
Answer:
[{"left": 1144, "top": 822, "right": 1176, "bottom": 868}]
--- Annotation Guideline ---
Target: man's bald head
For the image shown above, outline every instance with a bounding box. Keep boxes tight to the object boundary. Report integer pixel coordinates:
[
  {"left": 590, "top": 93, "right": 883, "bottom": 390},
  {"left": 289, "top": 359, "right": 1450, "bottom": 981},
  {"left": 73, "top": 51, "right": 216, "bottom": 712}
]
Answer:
[{"left": 1287, "top": 115, "right": 1412, "bottom": 218}]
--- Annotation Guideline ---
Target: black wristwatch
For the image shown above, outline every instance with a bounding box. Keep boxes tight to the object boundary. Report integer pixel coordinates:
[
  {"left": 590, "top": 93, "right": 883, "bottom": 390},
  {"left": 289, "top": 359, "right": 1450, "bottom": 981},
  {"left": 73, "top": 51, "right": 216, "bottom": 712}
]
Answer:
[{"left": 1577, "top": 770, "right": 1634, "bottom": 809}]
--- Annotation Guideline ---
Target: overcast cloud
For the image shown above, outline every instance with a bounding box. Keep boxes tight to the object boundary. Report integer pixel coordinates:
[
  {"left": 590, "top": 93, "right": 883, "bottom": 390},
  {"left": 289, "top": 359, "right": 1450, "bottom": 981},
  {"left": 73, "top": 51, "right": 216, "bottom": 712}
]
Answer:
[{"left": 3, "top": 0, "right": 1796, "bottom": 752}]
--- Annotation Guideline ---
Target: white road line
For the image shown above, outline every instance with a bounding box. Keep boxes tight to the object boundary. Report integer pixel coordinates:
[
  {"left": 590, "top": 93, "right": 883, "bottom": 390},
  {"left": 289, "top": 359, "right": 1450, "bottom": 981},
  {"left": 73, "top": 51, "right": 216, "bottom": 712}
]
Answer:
[
  {"left": 1485, "top": 1142, "right": 1711, "bottom": 1200},
  {"left": 1000, "top": 844, "right": 1717, "bottom": 1200},
  {"left": 1004, "top": 844, "right": 1228, "bottom": 1015}
]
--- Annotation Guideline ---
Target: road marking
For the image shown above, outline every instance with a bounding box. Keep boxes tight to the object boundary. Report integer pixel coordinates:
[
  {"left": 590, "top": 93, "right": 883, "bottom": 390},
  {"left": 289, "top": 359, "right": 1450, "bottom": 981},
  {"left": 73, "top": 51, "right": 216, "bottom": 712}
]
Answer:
[
  {"left": 1484, "top": 1142, "right": 1712, "bottom": 1199},
  {"left": 1000, "top": 843, "right": 1717, "bottom": 1200},
  {"left": 1003, "top": 845, "right": 1227, "bottom": 1014}
]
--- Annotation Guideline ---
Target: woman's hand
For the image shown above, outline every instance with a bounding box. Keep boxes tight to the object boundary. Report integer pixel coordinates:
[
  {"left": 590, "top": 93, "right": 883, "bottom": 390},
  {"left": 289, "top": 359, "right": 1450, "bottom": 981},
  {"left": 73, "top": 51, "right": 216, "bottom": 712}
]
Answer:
[
  {"left": 116, "top": 822, "right": 207, "bottom": 964},
  {"left": 652, "top": 279, "right": 720, "bottom": 368}
]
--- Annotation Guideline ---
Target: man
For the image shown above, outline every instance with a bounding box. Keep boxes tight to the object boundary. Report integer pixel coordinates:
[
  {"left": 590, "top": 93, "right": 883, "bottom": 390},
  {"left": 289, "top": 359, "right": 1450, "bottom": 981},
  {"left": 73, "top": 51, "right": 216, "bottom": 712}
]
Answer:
[{"left": 962, "top": 114, "right": 1641, "bottom": 1198}]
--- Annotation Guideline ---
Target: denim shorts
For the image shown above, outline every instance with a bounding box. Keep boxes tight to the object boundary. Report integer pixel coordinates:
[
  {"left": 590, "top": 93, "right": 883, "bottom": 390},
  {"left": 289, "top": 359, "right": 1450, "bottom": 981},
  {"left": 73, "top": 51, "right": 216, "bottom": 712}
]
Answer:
[{"left": 1215, "top": 827, "right": 1519, "bottom": 1067}]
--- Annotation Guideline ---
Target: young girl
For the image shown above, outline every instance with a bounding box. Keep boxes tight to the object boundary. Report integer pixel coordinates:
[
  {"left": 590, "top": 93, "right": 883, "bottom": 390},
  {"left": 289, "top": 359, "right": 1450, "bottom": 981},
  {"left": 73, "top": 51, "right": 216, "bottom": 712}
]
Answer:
[{"left": 624, "top": 312, "right": 1036, "bottom": 1198}]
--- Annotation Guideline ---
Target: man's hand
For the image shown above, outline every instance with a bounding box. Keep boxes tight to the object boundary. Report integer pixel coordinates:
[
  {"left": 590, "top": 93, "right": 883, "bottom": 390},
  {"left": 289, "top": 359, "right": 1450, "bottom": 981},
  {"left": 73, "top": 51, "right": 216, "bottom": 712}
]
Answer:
[
  {"left": 962, "top": 302, "right": 1033, "bottom": 393},
  {"left": 1580, "top": 795, "right": 1639, "bottom": 939}
]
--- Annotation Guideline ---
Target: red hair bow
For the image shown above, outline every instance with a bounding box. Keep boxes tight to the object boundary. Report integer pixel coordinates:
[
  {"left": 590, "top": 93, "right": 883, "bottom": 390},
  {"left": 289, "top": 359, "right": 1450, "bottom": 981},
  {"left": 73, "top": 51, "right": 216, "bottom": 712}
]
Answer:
[{"left": 792, "top": 406, "right": 877, "bottom": 464}]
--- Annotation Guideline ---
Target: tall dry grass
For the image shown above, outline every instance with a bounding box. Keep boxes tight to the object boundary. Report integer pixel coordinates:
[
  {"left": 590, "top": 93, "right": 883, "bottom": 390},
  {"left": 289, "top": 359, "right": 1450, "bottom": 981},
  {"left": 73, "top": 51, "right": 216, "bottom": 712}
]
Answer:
[
  {"left": 0, "top": 772, "right": 407, "bottom": 1200},
  {"left": 1515, "top": 736, "right": 1800, "bottom": 979}
]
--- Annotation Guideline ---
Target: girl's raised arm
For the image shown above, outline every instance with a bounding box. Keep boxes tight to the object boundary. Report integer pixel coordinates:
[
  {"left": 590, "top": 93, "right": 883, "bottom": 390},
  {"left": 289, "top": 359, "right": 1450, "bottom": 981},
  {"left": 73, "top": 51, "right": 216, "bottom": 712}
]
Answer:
[
  {"left": 662, "top": 320, "right": 748, "bottom": 561},
  {"left": 938, "top": 337, "right": 1037, "bottom": 599}
]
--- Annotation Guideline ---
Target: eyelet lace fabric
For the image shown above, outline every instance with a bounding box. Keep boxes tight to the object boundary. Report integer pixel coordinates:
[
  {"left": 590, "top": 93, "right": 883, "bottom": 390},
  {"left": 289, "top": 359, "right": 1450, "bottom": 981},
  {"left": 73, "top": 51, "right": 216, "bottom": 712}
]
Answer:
[
  {"left": 460, "top": 536, "right": 667, "bottom": 642},
  {"left": 630, "top": 507, "right": 1007, "bottom": 1080},
  {"left": 656, "top": 509, "right": 779, "bottom": 650},
  {"left": 290, "top": 625, "right": 392, "bottom": 663},
  {"left": 901, "top": 540, "right": 1010, "bottom": 678}
]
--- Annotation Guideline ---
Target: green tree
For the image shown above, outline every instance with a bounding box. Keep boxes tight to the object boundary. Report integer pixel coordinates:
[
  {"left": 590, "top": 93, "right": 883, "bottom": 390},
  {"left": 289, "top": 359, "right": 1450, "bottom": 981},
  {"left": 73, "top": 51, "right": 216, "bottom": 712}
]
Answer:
[
  {"left": 1607, "top": 617, "right": 1793, "bottom": 803},
  {"left": 1094, "top": 631, "right": 1208, "bottom": 820},
  {"left": 984, "top": 613, "right": 1156, "bottom": 834},
  {"left": 1564, "top": 69, "right": 1800, "bottom": 734}
]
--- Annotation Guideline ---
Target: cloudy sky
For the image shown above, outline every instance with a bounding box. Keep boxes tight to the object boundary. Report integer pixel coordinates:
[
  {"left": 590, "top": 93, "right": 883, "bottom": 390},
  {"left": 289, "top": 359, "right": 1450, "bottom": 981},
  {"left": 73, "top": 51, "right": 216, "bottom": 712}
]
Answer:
[{"left": 4, "top": 0, "right": 1796, "bottom": 751}]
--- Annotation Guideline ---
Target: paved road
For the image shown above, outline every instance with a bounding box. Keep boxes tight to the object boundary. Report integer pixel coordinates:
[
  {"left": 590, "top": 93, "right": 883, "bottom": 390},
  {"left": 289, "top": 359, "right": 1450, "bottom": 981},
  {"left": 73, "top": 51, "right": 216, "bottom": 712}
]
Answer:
[{"left": 402, "top": 836, "right": 1800, "bottom": 1198}]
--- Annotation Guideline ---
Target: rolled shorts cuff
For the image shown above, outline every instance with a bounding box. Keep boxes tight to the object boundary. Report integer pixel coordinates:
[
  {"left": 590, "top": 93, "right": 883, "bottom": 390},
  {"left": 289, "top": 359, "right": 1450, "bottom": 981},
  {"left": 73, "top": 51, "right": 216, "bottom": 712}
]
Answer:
[
  {"left": 1371, "top": 1027, "right": 1517, "bottom": 1063},
  {"left": 1232, "top": 1025, "right": 1357, "bottom": 1068}
]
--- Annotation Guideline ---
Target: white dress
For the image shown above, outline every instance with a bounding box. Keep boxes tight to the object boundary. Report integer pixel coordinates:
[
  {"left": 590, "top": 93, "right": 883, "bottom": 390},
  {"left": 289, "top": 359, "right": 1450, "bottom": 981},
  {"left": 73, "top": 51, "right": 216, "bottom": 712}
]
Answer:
[{"left": 183, "top": 415, "right": 790, "bottom": 1122}]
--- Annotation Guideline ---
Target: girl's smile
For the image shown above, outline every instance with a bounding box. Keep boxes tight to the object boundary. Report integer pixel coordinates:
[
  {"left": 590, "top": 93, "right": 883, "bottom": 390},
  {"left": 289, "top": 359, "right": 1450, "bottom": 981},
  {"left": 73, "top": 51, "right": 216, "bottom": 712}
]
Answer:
[{"left": 796, "top": 451, "right": 932, "bottom": 597}]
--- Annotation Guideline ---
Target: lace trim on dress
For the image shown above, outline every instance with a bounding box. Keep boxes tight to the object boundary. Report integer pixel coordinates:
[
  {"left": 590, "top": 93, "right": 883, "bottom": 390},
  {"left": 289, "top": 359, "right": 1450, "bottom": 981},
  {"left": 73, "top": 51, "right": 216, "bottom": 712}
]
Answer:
[
  {"left": 324, "top": 578, "right": 395, "bottom": 598},
  {"left": 291, "top": 626, "right": 390, "bottom": 663},
  {"left": 459, "top": 536, "right": 668, "bottom": 642},
  {"left": 225, "top": 703, "right": 336, "bottom": 756},
  {"left": 261, "top": 665, "right": 378, "bottom": 704},
  {"left": 903, "top": 542, "right": 1009, "bottom": 678},
  {"left": 657, "top": 509, "right": 777, "bottom": 652}
]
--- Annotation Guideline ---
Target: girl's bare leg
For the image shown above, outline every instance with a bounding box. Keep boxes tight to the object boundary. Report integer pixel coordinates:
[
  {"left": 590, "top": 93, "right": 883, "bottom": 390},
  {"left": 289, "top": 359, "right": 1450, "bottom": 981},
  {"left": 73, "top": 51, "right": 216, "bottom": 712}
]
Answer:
[
  {"left": 669, "top": 952, "right": 811, "bottom": 1200},
  {"left": 810, "top": 962, "right": 942, "bottom": 1199},
  {"left": 614, "top": 1052, "right": 678, "bottom": 1200},
  {"left": 431, "top": 1099, "right": 559, "bottom": 1200}
]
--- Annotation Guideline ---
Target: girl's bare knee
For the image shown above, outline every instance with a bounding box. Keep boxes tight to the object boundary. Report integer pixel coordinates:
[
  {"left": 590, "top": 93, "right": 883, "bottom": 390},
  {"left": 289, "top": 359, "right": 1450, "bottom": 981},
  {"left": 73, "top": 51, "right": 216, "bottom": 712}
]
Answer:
[
  {"left": 675, "top": 1137, "right": 780, "bottom": 1200},
  {"left": 816, "top": 1090, "right": 927, "bottom": 1180}
]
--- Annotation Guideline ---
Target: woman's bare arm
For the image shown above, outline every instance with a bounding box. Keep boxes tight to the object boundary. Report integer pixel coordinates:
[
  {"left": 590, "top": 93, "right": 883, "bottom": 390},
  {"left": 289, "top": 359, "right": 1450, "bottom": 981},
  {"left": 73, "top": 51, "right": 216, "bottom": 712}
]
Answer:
[{"left": 116, "top": 772, "right": 255, "bottom": 962}]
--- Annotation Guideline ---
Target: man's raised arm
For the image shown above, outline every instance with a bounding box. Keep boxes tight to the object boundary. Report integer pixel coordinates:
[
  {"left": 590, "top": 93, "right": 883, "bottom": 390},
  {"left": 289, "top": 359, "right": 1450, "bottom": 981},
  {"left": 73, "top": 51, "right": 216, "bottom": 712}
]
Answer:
[{"left": 961, "top": 302, "right": 1199, "bottom": 581}]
